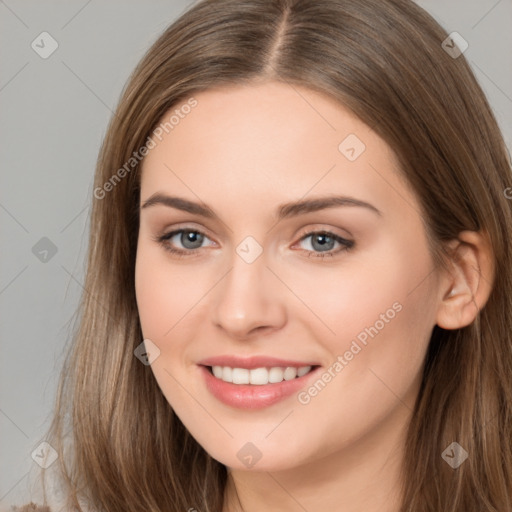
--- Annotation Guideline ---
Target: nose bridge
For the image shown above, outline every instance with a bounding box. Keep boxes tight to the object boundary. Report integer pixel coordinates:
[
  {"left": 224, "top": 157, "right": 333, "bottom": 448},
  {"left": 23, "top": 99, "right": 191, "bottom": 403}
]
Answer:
[{"left": 211, "top": 240, "right": 286, "bottom": 338}]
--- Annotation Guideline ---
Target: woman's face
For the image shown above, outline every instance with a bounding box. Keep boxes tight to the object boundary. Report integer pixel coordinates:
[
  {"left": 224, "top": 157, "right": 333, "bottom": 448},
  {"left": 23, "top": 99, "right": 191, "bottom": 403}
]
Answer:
[{"left": 135, "top": 80, "right": 443, "bottom": 471}]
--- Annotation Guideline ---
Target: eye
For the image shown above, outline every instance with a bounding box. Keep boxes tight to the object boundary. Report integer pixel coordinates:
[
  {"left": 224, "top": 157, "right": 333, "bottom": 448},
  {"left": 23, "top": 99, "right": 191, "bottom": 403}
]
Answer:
[
  {"left": 155, "top": 228, "right": 215, "bottom": 257},
  {"left": 295, "top": 230, "right": 354, "bottom": 259},
  {"left": 154, "top": 228, "right": 354, "bottom": 260}
]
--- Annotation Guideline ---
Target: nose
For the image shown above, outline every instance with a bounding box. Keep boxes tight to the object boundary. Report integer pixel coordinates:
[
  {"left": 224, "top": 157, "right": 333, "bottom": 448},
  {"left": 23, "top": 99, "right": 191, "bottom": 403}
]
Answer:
[{"left": 211, "top": 247, "right": 287, "bottom": 340}]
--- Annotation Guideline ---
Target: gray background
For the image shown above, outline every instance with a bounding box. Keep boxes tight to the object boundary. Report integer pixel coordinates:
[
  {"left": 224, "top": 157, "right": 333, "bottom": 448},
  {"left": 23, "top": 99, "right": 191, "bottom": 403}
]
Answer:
[{"left": 1, "top": 0, "right": 511, "bottom": 507}]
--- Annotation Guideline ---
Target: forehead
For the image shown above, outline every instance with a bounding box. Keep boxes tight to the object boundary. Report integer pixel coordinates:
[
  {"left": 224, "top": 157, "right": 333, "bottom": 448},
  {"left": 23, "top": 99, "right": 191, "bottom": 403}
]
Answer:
[{"left": 139, "top": 81, "right": 411, "bottom": 222}]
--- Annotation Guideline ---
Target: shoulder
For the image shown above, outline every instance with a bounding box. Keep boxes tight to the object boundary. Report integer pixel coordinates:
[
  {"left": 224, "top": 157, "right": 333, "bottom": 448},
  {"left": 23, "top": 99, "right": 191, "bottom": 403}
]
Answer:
[
  {"left": 4, "top": 434, "right": 94, "bottom": 512},
  {"left": 6, "top": 503, "right": 51, "bottom": 511},
  {"left": 2, "top": 456, "right": 64, "bottom": 512}
]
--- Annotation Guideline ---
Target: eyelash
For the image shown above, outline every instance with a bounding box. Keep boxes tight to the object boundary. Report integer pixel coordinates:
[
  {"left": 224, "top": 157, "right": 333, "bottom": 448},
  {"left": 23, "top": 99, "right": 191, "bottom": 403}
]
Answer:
[{"left": 154, "top": 228, "right": 355, "bottom": 260}]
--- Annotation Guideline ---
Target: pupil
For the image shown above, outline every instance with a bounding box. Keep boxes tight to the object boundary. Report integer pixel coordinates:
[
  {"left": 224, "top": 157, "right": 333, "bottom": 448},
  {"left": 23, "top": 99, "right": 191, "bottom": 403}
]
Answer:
[
  {"left": 313, "top": 234, "right": 333, "bottom": 252},
  {"left": 183, "top": 231, "right": 203, "bottom": 249}
]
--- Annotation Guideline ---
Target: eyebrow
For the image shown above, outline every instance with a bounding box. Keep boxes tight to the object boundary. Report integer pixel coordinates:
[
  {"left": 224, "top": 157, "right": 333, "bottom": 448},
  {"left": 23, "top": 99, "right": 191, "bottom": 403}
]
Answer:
[{"left": 140, "top": 193, "right": 382, "bottom": 220}]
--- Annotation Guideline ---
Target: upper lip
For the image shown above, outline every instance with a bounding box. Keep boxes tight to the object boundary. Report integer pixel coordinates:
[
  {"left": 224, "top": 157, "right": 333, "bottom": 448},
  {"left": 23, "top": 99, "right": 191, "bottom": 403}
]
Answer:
[{"left": 198, "top": 355, "right": 320, "bottom": 369}]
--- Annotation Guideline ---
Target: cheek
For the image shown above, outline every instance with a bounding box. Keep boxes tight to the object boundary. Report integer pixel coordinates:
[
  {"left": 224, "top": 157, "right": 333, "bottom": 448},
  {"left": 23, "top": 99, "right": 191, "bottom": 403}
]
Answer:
[
  {"left": 135, "top": 244, "right": 201, "bottom": 342},
  {"left": 271, "top": 246, "right": 413, "bottom": 348},
  {"left": 286, "top": 254, "right": 435, "bottom": 457},
  {"left": 291, "top": 234, "right": 435, "bottom": 393},
  {"left": 305, "top": 294, "right": 433, "bottom": 451},
  {"left": 134, "top": 246, "right": 205, "bottom": 403}
]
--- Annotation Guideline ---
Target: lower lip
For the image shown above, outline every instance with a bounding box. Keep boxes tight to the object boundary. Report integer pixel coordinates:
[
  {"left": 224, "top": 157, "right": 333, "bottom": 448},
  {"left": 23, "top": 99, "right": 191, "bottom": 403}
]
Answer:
[{"left": 199, "top": 365, "right": 320, "bottom": 409}]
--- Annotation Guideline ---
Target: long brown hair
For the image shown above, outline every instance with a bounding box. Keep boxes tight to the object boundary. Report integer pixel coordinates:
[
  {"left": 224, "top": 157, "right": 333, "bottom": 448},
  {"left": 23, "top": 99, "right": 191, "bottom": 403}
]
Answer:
[{"left": 38, "top": 0, "right": 512, "bottom": 510}]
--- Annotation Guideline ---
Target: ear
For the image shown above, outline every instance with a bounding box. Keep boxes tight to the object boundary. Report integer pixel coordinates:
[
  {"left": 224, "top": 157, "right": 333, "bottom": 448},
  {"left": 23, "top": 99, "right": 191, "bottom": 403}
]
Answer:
[{"left": 436, "top": 229, "right": 495, "bottom": 330}]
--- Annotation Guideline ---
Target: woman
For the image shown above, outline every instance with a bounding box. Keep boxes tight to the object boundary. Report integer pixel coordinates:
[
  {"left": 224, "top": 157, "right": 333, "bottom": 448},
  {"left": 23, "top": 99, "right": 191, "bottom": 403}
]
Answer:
[{"left": 13, "top": 0, "right": 512, "bottom": 510}]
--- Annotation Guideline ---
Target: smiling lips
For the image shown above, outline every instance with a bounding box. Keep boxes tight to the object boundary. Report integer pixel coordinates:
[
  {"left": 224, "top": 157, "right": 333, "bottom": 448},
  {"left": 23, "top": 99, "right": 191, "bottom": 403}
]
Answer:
[{"left": 198, "top": 355, "right": 321, "bottom": 409}]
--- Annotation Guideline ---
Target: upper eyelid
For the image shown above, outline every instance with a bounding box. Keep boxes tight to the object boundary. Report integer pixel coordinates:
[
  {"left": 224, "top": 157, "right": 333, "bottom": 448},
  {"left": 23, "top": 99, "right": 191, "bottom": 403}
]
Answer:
[{"left": 161, "top": 225, "right": 216, "bottom": 244}]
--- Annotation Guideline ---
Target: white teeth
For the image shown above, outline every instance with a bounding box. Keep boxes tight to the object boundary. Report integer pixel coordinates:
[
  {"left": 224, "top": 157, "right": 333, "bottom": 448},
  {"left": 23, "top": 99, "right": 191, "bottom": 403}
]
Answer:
[
  {"left": 268, "top": 367, "right": 284, "bottom": 383},
  {"left": 232, "top": 368, "right": 249, "bottom": 384},
  {"left": 211, "top": 365, "right": 313, "bottom": 385},
  {"left": 297, "top": 366, "right": 311, "bottom": 377},
  {"left": 283, "top": 367, "right": 298, "bottom": 380},
  {"left": 249, "top": 367, "right": 268, "bottom": 385},
  {"left": 222, "top": 366, "right": 233, "bottom": 383}
]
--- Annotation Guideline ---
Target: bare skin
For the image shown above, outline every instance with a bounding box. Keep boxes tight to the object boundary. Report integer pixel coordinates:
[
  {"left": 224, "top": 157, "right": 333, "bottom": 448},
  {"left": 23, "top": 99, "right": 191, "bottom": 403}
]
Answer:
[{"left": 134, "top": 80, "right": 494, "bottom": 512}]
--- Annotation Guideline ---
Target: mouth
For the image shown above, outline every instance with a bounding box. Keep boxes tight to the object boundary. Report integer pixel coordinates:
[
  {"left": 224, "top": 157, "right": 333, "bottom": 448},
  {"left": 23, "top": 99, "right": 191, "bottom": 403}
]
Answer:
[
  {"left": 203, "top": 364, "right": 320, "bottom": 385},
  {"left": 199, "top": 363, "right": 322, "bottom": 409}
]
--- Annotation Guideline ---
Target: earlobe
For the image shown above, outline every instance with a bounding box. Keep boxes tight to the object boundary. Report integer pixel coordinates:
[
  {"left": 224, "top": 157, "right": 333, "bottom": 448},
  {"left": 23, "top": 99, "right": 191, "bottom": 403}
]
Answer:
[{"left": 435, "top": 230, "right": 495, "bottom": 330}]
